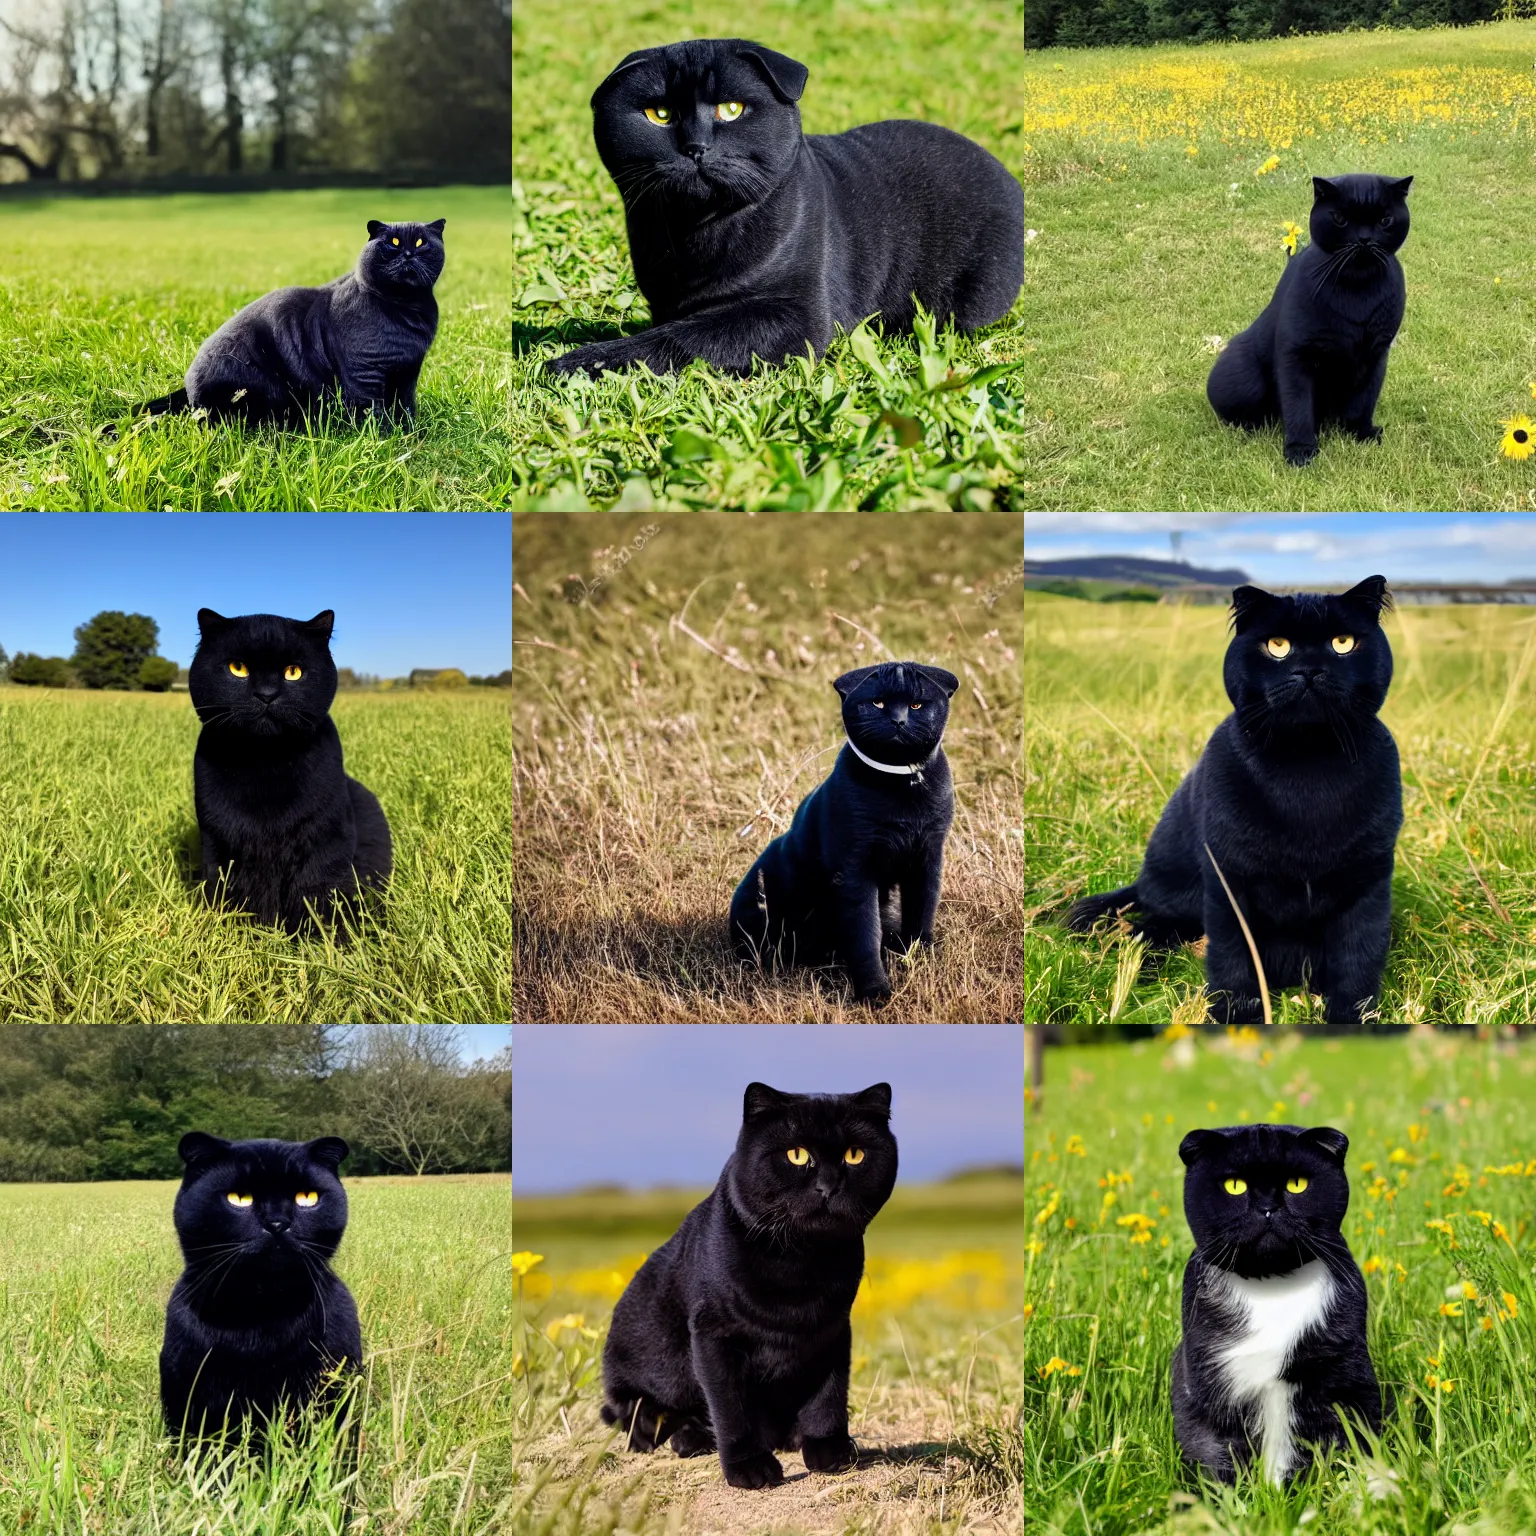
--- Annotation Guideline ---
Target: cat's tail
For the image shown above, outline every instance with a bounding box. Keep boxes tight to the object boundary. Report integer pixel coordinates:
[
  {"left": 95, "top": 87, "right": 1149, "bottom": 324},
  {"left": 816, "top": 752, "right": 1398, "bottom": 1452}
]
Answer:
[
  {"left": 140, "top": 387, "right": 190, "bottom": 416},
  {"left": 1066, "top": 884, "right": 1140, "bottom": 932}
]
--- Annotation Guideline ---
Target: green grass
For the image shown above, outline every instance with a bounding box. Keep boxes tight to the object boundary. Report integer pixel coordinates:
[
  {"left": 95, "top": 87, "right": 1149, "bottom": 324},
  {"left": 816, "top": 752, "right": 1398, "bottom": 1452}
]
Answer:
[
  {"left": 512, "top": 1177, "right": 1024, "bottom": 1534},
  {"left": 1021, "top": 22, "right": 1536, "bottom": 510},
  {"left": 0, "top": 187, "right": 514, "bottom": 510},
  {"left": 1028, "top": 1035, "right": 1536, "bottom": 1536},
  {"left": 0, "top": 1172, "right": 510, "bottom": 1534},
  {"left": 1024, "top": 593, "right": 1536, "bottom": 1025},
  {"left": 0, "top": 687, "right": 511, "bottom": 1022},
  {"left": 511, "top": 0, "right": 1028, "bottom": 510}
]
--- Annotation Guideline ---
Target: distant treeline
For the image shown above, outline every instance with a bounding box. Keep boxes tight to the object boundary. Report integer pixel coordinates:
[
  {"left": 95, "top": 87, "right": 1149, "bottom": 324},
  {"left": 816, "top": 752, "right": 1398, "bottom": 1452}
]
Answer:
[
  {"left": 0, "top": 1026, "right": 510, "bottom": 1182},
  {"left": 1028, "top": 0, "right": 1521, "bottom": 48}
]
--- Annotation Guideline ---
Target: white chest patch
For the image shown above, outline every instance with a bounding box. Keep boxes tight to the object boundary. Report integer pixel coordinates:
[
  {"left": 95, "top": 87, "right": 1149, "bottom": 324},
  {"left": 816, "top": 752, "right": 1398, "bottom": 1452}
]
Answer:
[{"left": 1206, "top": 1259, "right": 1334, "bottom": 1485}]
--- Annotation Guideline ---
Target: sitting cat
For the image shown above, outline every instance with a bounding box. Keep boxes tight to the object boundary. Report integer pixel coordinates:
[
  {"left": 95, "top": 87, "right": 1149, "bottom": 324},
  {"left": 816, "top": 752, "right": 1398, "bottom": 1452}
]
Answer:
[
  {"left": 161, "top": 1132, "right": 363, "bottom": 1439},
  {"left": 730, "top": 661, "right": 959, "bottom": 1004},
  {"left": 547, "top": 38, "right": 1022, "bottom": 376},
  {"left": 1172, "top": 1123, "right": 1382, "bottom": 1485},
  {"left": 1068, "top": 577, "right": 1401, "bottom": 1026},
  {"left": 1208, "top": 175, "right": 1411, "bottom": 466},
  {"left": 601, "top": 1081, "right": 898, "bottom": 1487},
  {"left": 141, "top": 218, "right": 445, "bottom": 426},
  {"left": 189, "top": 607, "right": 392, "bottom": 935}
]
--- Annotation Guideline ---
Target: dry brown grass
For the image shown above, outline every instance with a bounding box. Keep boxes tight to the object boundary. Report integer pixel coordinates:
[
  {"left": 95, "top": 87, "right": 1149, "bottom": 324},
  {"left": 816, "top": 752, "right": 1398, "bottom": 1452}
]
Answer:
[{"left": 512, "top": 513, "right": 1022, "bottom": 1022}]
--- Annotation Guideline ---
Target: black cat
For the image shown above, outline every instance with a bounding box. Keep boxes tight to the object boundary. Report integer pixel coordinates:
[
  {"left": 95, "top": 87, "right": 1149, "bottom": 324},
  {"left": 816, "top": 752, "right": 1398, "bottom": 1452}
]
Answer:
[
  {"left": 547, "top": 39, "right": 1023, "bottom": 376},
  {"left": 601, "top": 1081, "right": 898, "bottom": 1488},
  {"left": 1068, "top": 578, "right": 1401, "bottom": 1026},
  {"left": 730, "top": 661, "right": 958, "bottom": 1004},
  {"left": 161, "top": 1132, "right": 363, "bottom": 1438},
  {"left": 189, "top": 608, "right": 392, "bottom": 935},
  {"left": 1172, "top": 1124, "right": 1382, "bottom": 1485},
  {"left": 1208, "top": 175, "right": 1411, "bottom": 466},
  {"left": 141, "top": 219, "right": 445, "bottom": 426}
]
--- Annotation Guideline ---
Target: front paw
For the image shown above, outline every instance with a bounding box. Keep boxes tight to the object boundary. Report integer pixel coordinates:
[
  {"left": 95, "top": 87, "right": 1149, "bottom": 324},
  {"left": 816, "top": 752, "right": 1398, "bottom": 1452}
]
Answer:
[
  {"left": 1284, "top": 440, "right": 1318, "bottom": 467},
  {"left": 722, "top": 1451, "right": 784, "bottom": 1489},
  {"left": 1205, "top": 990, "right": 1265, "bottom": 1024},
  {"left": 1348, "top": 422, "right": 1384, "bottom": 444},
  {"left": 669, "top": 1419, "right": 716, "bottom": 1458},
  {"left": 855, "top": 981, "right": 893, "bottom": 1007},
  {"left": 801, "top": 1433, "right": 857, "bottom": 1473},
  {"left": 546, "top": 338, "right": 656, "bottom": 377}
]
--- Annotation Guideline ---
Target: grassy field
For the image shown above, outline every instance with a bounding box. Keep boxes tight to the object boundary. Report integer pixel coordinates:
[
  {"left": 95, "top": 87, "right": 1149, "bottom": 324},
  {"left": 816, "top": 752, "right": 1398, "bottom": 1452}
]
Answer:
[
  {"left": 511, "top": 0, "right": 1028, "bottom": 510},
  {"left": 1025, "top": 593, "right": 1536, "bottom": 1025},
  {"left": 0, "top": 1172, "right": 510, "bottom": 1535},
  {"left": 1028, "top": 1035, "right": 1536, "bottom": 1536},
  {"left": 1021, "top": 22, "right": 1536, "bottom": 510},
  {"left": 511, "top": 1175, "right": 1024, "bottom": 1535},
  {"left": 0, "top": 187, "right": 513, "bottom": 510},
  {"left": 512, "top": 513, "right": 1023, "bottom": 1022},
  {"left": 0, "top": 688, "right": 511, "bottom": 1022}
]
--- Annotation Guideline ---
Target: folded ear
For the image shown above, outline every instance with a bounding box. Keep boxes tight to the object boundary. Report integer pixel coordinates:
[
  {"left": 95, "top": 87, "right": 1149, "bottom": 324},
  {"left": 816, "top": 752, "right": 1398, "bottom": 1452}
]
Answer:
[
  {"left": 738, "top": 43, "right": 808, "bottom": 103},
  {"left": 1300, "top": 1126, "right": 1349, "bottom": 1164},
  {"left": 853, "top": 1083, "right": 892, "bottom": 1116},
  {"left": 1178, "top": 1128, "right": 1226, "bottom": 1167},
  {"left": 305, "top": 610, "right": 335, "bottom": 638},
  {"left": 178, "top": 1132, "right": 232, "bottom": 1168},
  {"left": 427, "top": 218, "right": 445, "bottom": 235},
  {"left": 833, "top": 664, "right": 882, "bottom": 700},
  {"left": 366, "top": 219, "right": 387, "bottom": 239},
  {"left": 1312, "top": 175, "right": 1339, "bottom": 202},
  {"left": 1229, "top": 585, "right": 1277, "bottom": 631},
  {"left": 306, "top": 1136, "right": 349, "bottom": 1170},
  {"left": 744, "top": 1082, "right": 790, "bottom": 1122},
  {"left": 1342, "top": 575, "right": 1391, "bottom": 621},
  {"left": 196, "top": 608, "right": 229, "bottom": 637},
  {"left": 1389, "top": 175, "right": 1413, "bottom": 198},
  {"left": 592, "top": 46, "right": 658, "bottom": 107},
  {"left": 916, "top": 664, "right": 959, "bottom": 698}
]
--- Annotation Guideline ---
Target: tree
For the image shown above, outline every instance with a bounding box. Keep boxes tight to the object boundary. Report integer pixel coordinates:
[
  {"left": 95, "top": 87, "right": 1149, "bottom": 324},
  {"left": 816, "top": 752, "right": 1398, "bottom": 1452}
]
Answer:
[
  {"left": 340, "top": 1025, "right": 483, "bottom": 1176},
  {"left": 71, "top": 610, "right": 160, "bottom": 689},
  {"left": 9, "top": 653, "right": 74, "bottom": 686},
  {"left": 138, "top": 655, "right": 178, "bottom": 690},
  {"left": 0, "top": 644, "right": 9, "bottom": 680}
]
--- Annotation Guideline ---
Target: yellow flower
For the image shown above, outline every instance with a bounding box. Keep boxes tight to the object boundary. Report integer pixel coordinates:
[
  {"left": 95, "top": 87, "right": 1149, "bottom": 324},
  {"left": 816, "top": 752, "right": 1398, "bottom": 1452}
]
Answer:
[
  {"left": 1462, "top": 1282, "right": 1479, "bottom": 1300},
  {"left": 1363, "top": 1256, "right": 1383, "bottom": 1276},
  {"left": 1256, "top": 154, "right": 1281, "bottom": 176},
  {"left": 544, "top": 1312, "right": 586, "bottom": 1340},
  {"left": 1440, "top": 1302, "right": 1463, "bottom": 1317},
  {"left": 1186, "top": 143, "right": 1199, "bottom": 157},
  {"left": 511, "top": 1351, "right": 525, "bottom": 1377},
  {"left": 1500, "top": 415, "right": 1534, "bottom": 461},
  {"left": 1117, "top": 1212, "right": 1158, "bottom": 1245},
  {"left": 1440, "top": 1379, "right": 1456, "bottom": 1394},
  {"left": 1503, "top": 1291, "right": 1520, "bottom": 1318},
  {"left": 1065, "top": 1135, "right": 1087, "bottom": 1157},
  {"left": 1039, "top": 1356, "right": 1083, "bottom": 1378},
  {"left": 1282, "top": 221, "right": 1302, "bottom": 256},
  {"left": 512, "top": 1251, "right": 545, "bottom": 1277}
]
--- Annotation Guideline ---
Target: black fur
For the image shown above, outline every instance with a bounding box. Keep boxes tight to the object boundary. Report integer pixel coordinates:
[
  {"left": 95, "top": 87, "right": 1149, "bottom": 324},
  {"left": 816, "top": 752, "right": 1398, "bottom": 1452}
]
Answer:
[
  {"left": 189, "top": 608, "right": 392, "bottom": 935},
  {"left": 730, "top": 660, "right": 959, "bottom": 1004},
  {"left": 1208, "top": 174, "right": 1411, "bottom": 466},
  {"left": 600, "top": 1082, "right": 898, "bottom": 1488},
  {"left": 141, "top": 219, "right": 445, "bottom": 426},
  {"left": 160, "top": 1132, "right": 363, "bottom": 1438},
  {"left": 1171, "top": 1123, "right": 1381, "bottom": 1484},
  {"left": 1068, "top": 578, "right": 1401, "bottom": 1026},
  {"left": 548, "top": 38, "right": 1023, "bottom": 376}
]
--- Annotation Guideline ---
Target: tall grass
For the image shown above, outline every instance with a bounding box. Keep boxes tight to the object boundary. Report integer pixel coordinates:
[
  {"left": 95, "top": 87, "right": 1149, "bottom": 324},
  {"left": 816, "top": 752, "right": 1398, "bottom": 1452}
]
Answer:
[
  {"left": 1025, "top": 593, "right": 1536, "bottom": 1024},
  {"left": 0, "top": 688, "right": 512, "bottom": 1022},
  {"left": 512, "top": 513, "right": 1023, "bottom": 1022},
  {"left": 0, "top": 1173, "right": 511, "bottom": 1534}
]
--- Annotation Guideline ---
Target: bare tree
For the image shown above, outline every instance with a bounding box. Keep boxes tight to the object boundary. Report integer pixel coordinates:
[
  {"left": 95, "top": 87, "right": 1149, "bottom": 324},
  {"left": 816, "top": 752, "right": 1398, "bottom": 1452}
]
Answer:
[{"left": 342, "top": 1026, "right": 477, "bottom": 1177}]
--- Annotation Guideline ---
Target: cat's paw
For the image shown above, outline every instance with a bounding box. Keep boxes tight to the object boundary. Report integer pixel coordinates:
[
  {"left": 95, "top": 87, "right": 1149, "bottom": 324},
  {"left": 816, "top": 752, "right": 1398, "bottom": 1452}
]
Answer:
[
  {"left": 722, "top": 1450, "right": 785, "bottom": 1489},
  {"left": 855, "top": 982, "right": 894, "bottom": 1007},
  {"left": 1348, "top": 422, "right": 1384, "bottom": 444},
  {"left": 1283, "top": 441, "right": 1319, "bottom": 467},
  {"left": 1205, "top": 991, "right": 1266, "bottom": 1024},
  {"left": 669, "top": 1419, "right": 717, "bottom": 1458},
  {"left": 801, "top": 1433, "right": 858, "bottom": 1473}
]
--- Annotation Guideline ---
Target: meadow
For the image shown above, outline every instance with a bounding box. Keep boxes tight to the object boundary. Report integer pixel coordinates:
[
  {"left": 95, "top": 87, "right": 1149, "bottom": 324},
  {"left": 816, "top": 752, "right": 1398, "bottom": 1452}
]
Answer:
[
  {"left": 1028, "top": 1034, "right": 1536, "bottom": 1536},
  {"left": 0, "top": 687, "right": 512, "bottom": 1022},
  {"left": 512, "top": 513, "right": 1023, "bottom": 1022},
  {"left": 0, "top": 187, "right": 513, "bottom": 510},
  {"left": 0, "top": 1173, "right": 510, "bottom": 1535},
  {"left": 1024, "top": 593, "right": 1536, "bottom": 1025},
  {"left": 1021, "top": 22, "right": 1536, "bottom": 510},
  {"left": 511, "top": 1175, "right": 1025, "bottom": 1535},
  {"left": 511, "top": 0, "right": 1028, "bottom": 510}
]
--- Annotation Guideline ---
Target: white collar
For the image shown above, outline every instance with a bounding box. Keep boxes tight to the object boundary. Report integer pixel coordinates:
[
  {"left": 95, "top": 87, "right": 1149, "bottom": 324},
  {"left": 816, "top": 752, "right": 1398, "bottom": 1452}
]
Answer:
[{"left": 845, "top": 737, "right": 937, "bottom": 776}]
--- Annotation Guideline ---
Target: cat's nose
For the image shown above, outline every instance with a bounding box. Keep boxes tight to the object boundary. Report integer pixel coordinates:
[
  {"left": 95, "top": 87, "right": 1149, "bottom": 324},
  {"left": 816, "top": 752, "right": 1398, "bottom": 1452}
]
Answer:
[
  {"left": 684, "top": 144, "right": 707, "bottom": 164},
  {"left": 252, "top": 684, "right": 280, "bottom": 703},
  {"left": 890, "top": 704, "right": 908, "bottom": 723},
  {"left": 262, "top": 1215, "right": 291, "bottom": 1234}
]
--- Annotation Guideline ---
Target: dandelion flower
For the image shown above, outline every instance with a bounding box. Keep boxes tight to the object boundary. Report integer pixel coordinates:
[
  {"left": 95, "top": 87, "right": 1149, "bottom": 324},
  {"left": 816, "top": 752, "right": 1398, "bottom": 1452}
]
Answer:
[
  {"left": 512, "top": 1251, "right": 545, "bottom": 1277},
  {"left": 1439, "top": 1301, "right": 1463, "bottom": 1317},
  {"left": 1504, "top": 1291, "right": 1520, "bottom": 1317},
  {"left": 1500, "top": 415, "right": 1535, "bottom": 461},
  {"left": 1186, "top": 143, "right": 1199, "bottom": 157},
  {"left": 1256, "top": 155, "right": 1281, "bottom": 177},
  {"left": 1282, "top": 221, "right": 1303, "bottom": 256}
]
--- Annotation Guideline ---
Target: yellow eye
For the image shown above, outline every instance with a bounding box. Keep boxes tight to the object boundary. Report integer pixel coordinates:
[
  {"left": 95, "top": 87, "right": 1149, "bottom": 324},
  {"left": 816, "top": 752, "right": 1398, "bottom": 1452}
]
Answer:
[
  {"left": 226, "top": 1192, "right": 253, "bottom": 1207},
  {"left": 228, "top": 661, "right": 248, "bottom": 678},
  {"left": 415, "top": 237, "right": 423, "bottom": 248},
  {"left": 910, "top": 701, "right": 923, "bottom": 710},
  {"left": 284, "top": 665, "right": 303, "bottom": 681},
  {"left": 391, "top": 236, "right": 399, "bottom": 246},
  {"left": 715, "top": 101, "right": 744, "bottom": 121},
  {"left": 1265, "top": 637, "right": 1291, "bottom": 659},
  {"left": 844, "top": 1148, "right": 864, "bottom": 1165},
  {"left": 1223, "top": 1178, "right": 1247, "bottom": 1196},
  {"left": 1331, "top": 635, "right": 1355, "bottom": 655},
  {"left": 787, "top": 1147, "right": 810, "bottom": 1166},
  {"left": 644, "top": 105, "right": 672, "bottom": 125},
  {"left": 296, "top": 1191, "right": 319, "bottom": 1207},
  {"left": 1287, "top": 1176, "right": 1309, "bottom": 1194}
]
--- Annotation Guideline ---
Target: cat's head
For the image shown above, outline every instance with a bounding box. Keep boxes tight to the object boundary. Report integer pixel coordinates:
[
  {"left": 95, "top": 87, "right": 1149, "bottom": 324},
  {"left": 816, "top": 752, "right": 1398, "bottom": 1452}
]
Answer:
[
  {"left": 1223, "top": 576, "right": 1392, "bottom": 753},
  {"left": 726, "top": 1082, "right": 898, "bottom": 1242},
  {"left": 590, "top": 38, "right": 808, "bottom": 211},
  {"left": 1308, "top": 174, "right": 1412, "bottom": 264},
  {"left": 172, "top": 1132, "right": 350, "bottom": 1272},
  {"left": 190, "top": 609, "right": 339, "bottom": 739},
  {"left": 834, "top": 661, "right": 958, "bottom": 767},
  {"left": 1180, "top": 1123, "right": 1350, "bottom": 1279},
  {"left": 360, "top": 218, "right": 446, "bottom": 293}
]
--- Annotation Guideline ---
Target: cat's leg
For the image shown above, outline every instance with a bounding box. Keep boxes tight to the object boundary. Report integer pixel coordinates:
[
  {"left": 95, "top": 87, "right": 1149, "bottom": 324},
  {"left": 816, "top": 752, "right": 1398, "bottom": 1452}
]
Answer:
[
  {"left": 835, "top": 879, "right": 891, "bottom": 1003},
  {"left": 1201, "top": 883, "right": 1266, "bottom": 1023},
  {"left": 793, "top": 1329, "right": 857, "bottom": 1473},
  {"left": 1341, "top": 350, "right": 1390, "bottom": 444},
  {"left": 690, "top": 1333, "right": 782, "bottom": 1488},
  {"left": 1318, "top": 877, "right": 1393, "bottom": 1027},
  {"left": 599, "top": 1395, "right": 674, "bottom": 1452},
  {"left": 1206, "top": 332, "right": 1276, "bottom": 431},
  {"left": 898, "top": 842, "right": 945, "bottom": 948},
  {"left": 1171, "top": 1343, "right": 1240, "bottom": 1481},
  {"left": 1276, "top": 360, "right": 1320, "bottom": 466},
  {"left": 547, "top": 302, "right": 827, "bottom": 379}
]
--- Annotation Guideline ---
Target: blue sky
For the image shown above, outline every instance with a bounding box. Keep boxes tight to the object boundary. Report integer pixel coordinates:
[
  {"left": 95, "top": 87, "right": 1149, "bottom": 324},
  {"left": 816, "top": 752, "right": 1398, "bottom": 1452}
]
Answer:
[
  {"left": 1023, "top": 514, "right": 1536, "bottom": 586},
  {"left": 457, "top": 1026, "right": 511, "bottom": 1064},
  {"left": 511, "top": 1025, "right": 1024, "bottom": 1194},
  {"left": 0, "top": 514, "right": 510, "bottom": 676}
]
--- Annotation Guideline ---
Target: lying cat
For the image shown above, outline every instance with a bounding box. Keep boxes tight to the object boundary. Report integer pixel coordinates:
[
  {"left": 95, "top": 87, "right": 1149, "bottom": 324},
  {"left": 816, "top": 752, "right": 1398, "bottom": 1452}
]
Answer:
[
  {"left": 141, "top": 218, "right": 445, "bottom": 426},
  {"left": 1208, "top": 175, "right": 1411, "bottom": 466},
  {"left": 548, "top": 38, "right": 1023, "bottom": 376},
  {"left": 730, "top": 661, "right": 958, "bottom": 1004}
]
